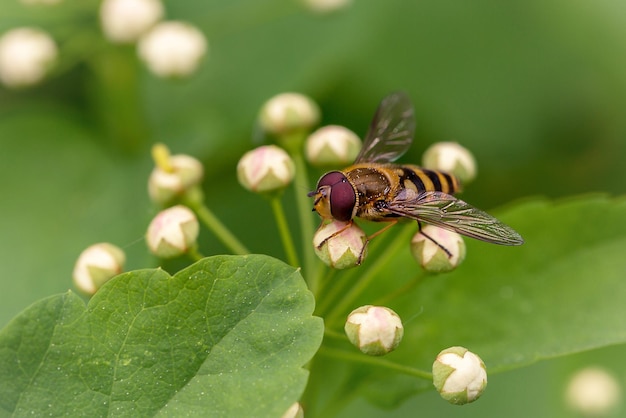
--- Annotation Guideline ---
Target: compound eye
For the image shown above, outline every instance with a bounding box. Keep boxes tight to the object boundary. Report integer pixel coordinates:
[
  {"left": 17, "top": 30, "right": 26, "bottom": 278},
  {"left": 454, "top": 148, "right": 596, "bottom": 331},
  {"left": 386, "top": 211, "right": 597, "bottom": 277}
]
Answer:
[
  {"left": 316, "top": 171, "right": 346, "bottom": 188},
  {"left": 330, "top": 179, "right": 356, "bottom": 222}
]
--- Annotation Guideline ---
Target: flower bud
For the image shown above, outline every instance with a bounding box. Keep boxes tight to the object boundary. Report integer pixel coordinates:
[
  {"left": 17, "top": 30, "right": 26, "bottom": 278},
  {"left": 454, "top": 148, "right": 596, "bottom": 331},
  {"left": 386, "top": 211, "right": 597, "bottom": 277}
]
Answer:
[
  {"left": 565, "top": 367, "right": 621, "bottom": 417},
  {"left": 0, "top": 27, "right": 57, "bottom": 88},
  {"left": 72, "top": 243, "right": 126, "bottom": 295},
  {"left": 146, "top": 205, "right": 199, "bottom": 258},
  {"left": 148, "top": 148, "right": 204, "bottom": 206},
  {"left": 411, "top": 225, "right": 465, "bottom": 273},
  {"left": 305, "top": 125, "right": 361, "bottom": 167},
  {"left": 258, "top": 93, "right": 321, "bottom": 136},
  {"left": 99, "top": 0, "right": 164, "bottom": 44},
  {"left": 280, "top": 402, "right": 304, "bottom": 418},
  {"left": 138, "top": 21, "right": 208, "bottom": 78},
  {"left": 302, "top": 0, "right": 352, "bottom": 14},
  {"left": 313, "top": 220, "right": 367, "bottom": 269},
  {"left": 237, "top": 145, "right": 295, "bottom": 194},
  {"left": 344, "top": 305, "right": 403, "bottom": 356},
  {"left": 422, "top": 142, "right": 477, "bottom": 184},
  {"left": 432, "top": 346, "right": 487, "bottom": 405}
]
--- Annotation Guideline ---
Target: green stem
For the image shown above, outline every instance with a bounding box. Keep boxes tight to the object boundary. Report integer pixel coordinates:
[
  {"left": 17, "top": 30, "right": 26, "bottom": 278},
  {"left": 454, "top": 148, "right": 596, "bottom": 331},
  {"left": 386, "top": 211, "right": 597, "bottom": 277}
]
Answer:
[
  {"left": 185, "top": 199, "right": 250, "bottom": 255},
  {"left": 291, "top": 149, "right": 319, "bottom": 289},
  {"left": 371, "top": 272, "right": 425, "bottom": 307},
  {"left": 318, "top": 346, "right": 433, "bottom": 380},
  {"left": 325, "top": 224, "right": 416, "bottom": 326},
  {"left": 270, "top": 196, "right": 300, "bottom": 267},
  {"left": 187, "top": 246, "right": 205, "bottom": 262}
]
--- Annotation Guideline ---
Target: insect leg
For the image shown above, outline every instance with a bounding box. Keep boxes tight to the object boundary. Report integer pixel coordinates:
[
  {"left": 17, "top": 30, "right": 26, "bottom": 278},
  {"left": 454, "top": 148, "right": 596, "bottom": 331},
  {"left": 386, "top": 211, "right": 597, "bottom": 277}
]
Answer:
[
  {"left": 367, "top": 219, "right": 398, "bottom": 240},
  {"left": 315, "top": 220, "right": 354, "bottom": 250},
  {"left": 417, "top": 222, "right": 453, "bottom": 258}
]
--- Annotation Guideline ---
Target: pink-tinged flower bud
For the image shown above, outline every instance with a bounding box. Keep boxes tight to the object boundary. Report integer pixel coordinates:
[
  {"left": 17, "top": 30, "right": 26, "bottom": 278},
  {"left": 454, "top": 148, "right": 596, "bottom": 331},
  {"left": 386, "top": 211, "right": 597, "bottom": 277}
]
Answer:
[
  {"left": 432, "top": 346, "right": 487, "bottom": 405},
  {"left": 411, "top": 225, "right": 466, "bottom": 273},
  {"left": 313, "top": 220, "right": 367, "bottom": 269},
  {"left": 146, "top": 205, "right": 199, "bottom": 258},
  {"left": 72, "top": 243, "right": 126, "bottom": 295},
  {"left": 422, "top": 142, "right": 477, "bottom": 184},
  {"left": 148, "top": 147, "right": 204, "bottom": 206},
  {"left": 237, "top": 145, "right": 295, "bottom": 194},
  {"left": 138, "top": 21, "right": 207, "bottom": 78},
  {"left": 0, "top": 27, "right": 57, "bottom": 88},
  {"left": 99, "top": 0, "right": 164, "bottom": 43},
  {"left": 565, "top": 367, "right": 621, "bottom": 417},
  {"left": 259, "top": 93, "right": 320, "bottom": 136},
  {"left": 345, "top": 305, "right": 403, "bottom": 356},
  {"left": 305, "top": 125, "right": 361, "bottom": 167}
]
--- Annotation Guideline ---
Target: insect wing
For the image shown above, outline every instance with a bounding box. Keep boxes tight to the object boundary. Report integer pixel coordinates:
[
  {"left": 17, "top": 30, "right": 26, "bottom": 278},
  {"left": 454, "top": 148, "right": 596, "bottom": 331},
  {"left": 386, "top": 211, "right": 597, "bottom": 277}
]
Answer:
[
  {"left": 387, "top": 191, "right": 524, "bottom": 245},
  {"left": 355, "top": 92, "right": 416, "bottom": 164}
]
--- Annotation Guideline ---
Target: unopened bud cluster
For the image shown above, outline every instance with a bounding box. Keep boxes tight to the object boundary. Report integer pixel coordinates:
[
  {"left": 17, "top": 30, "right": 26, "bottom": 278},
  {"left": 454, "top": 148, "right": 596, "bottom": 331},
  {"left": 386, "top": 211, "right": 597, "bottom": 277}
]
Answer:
[
  {"left": 422, "top": 142, "right": 477, "bottom": 184},
  {"left": 148, "top": 145, "right": 204, "bottom": 205},
  {"left": 146, "top": 205, "right": 199, "bottom": 258},
  {"left": 0, "top": 27, "right": 57, "bottom": 88},
  {"left": 432, "top": 346, "right": 487, "bottom": 405},
  {"left": 73, "top": 243, "right": 126, "bottom": 295},
  {"left": 565, "top": 367, "right": 622, "bottom": 417},
  {"left": 313, "top": 221, "right": 367, "bottom": 269},
  {"left": 99, "top": 0, "right": 207, "bottom": 78},
  {"left": 305, "top": 125, "right": 361, "bottom": 167},
  {"left": 259, "top": 93, "right": 321, "bottom": 137},
  {"left": 100, "top": 0, "right": 164, "bottom": 43},
  {"left": 345, "top": 305, "right": 404, "bottom": 356},
  {"left": 237, "top": 145, "right": 295, "bottom": 194},
  {"left": 411, "top": 225, "right": 466, "bottom": 273}
]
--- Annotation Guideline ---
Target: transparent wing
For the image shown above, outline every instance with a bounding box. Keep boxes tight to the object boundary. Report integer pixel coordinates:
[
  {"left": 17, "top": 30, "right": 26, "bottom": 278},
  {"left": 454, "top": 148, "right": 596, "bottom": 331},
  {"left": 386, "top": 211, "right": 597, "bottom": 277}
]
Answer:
[
  {"left": 354, "top": 92, "right": 416, "bottom": 164},
  {"left": 386, "top": 191, "right": 524, "bottom": 245}
]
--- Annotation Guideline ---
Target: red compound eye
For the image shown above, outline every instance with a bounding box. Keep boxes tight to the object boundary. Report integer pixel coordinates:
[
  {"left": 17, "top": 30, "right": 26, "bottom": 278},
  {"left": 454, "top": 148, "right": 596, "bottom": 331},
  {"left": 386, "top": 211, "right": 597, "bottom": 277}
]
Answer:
[{"left": 315, "top": 171, "right": 356, "bottom": 222}]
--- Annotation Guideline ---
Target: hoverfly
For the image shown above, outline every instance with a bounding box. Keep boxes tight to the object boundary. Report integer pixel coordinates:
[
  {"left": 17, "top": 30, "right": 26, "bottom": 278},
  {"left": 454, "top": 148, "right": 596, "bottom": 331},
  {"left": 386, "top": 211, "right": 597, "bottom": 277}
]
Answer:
[{"left": 308, "top": 92, "right": 523, "bottom": 260}]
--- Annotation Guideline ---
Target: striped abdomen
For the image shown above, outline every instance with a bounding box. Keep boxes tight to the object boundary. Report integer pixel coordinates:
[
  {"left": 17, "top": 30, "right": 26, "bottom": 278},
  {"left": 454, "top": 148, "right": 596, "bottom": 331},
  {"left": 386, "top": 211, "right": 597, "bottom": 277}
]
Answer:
[{"left": 396, "top": 164, "right": 460, "bottom": 195}]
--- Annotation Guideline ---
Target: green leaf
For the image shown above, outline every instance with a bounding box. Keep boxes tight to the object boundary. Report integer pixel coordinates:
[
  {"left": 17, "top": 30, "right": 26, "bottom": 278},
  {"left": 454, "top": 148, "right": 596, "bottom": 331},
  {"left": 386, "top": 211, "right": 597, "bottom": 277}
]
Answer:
[
  {"left": 0, "top": 255, "right": 323, "bottom": 417},
  {"left": 316, "top": 195, "right": 626, "bottom": 409}
]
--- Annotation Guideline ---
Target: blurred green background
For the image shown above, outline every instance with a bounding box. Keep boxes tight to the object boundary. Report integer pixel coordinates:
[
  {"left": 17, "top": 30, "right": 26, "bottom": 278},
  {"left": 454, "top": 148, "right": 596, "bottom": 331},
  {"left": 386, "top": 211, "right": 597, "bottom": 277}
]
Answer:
[{"left": 1, "top": 0, "right": 625, "bottom": 416}]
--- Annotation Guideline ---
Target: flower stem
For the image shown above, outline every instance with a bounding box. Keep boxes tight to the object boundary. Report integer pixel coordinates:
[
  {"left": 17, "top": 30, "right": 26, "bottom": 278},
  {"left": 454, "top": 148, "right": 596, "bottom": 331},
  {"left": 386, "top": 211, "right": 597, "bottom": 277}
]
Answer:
[
  {"left": 325, "top": 223, "right": 416, "bottom": 326},
  {"left": 185, "top": 199, "right": 249, "bottom": 255},
  {"left": 291, "top": 149, "right": 319, "bottom": 289},
  {"left": 270, "top": 196, "right": 300, "bottom": 267},
  {"left": 187, "top": 246, "right": 205, "bottom": 262},
  {"left": 318, "top": 346, "right": 433, "bottom": 380}
]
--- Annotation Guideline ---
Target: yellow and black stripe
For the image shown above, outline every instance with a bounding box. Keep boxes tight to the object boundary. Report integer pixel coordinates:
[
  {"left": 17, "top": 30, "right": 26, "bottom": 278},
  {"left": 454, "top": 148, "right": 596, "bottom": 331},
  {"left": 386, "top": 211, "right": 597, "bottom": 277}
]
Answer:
[{"left": 398, "top": 165, "right": 460, "bottom": 195}]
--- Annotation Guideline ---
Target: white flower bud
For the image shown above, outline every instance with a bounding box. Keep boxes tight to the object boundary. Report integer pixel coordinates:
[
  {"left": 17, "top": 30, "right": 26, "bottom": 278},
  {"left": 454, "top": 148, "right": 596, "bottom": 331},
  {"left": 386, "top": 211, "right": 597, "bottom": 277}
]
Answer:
[
  {"left": 99, "top": 0, "right": 164, "bottom": 44},
  {"left": 301, "top": 0, "right": 352, "bottom": 14},
  {"left": 422, "top": 142, "right": 477, "bottom": 184},
  {"left": 72, "top": 243, "right": 126, "bottom": 295},
  {"left": 345, "top": 305, "right": 403, "bottom": 356},
  {"left": 259, "top": 93, "right": 321, "bottom": 136},
  {"left": 280, "top": 402, "right": 304, "bottom": 418},
  {"left": 0, "top": 28, "right": 57, "bottom": 88},
  {"left": 411, "top": 225, "right": 465, "bottom": 273},
  {"left": 565, "top": 367, "right": 621, "bottom": 417},
  {"left": 433, "top": 346, "right": 487, "bottom": 405},
  {"left": 237, "top": 145, "right": 295, "bottom": 194},
  {"left": 146, "top": 205, "right": 199, "bottom": 258},
  {"left": 148, "top": 153, "right": 204, "bottom": 205},
  {"left": 305, "top": 125, "right": 361, "bottom": 167},
  {"left": 313, "top": 220, "right": 367, "bottom": 269},
  {"left": 138, "top": 21, "right": 208, "bottom": 78}
]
